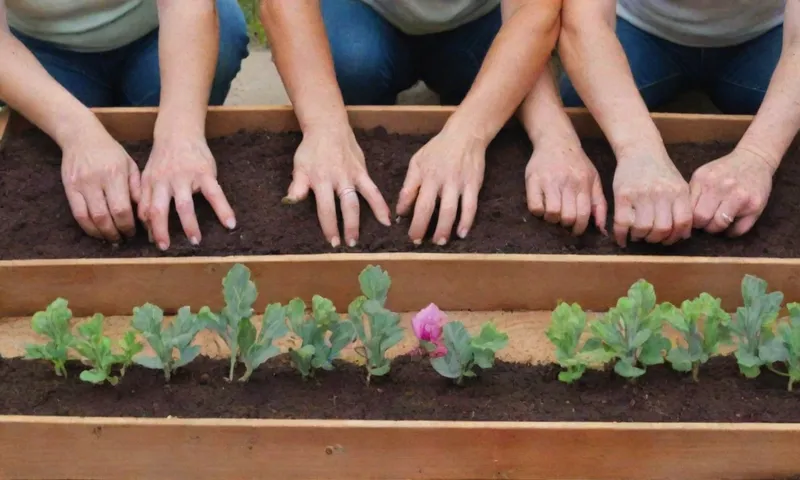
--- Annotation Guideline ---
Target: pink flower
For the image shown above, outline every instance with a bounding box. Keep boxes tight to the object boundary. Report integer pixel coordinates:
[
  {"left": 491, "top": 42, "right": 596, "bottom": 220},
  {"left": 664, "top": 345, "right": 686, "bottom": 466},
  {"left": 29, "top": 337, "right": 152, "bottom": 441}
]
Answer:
[{"left": 412, "top": 303, "right": 447, "bottom": 358}]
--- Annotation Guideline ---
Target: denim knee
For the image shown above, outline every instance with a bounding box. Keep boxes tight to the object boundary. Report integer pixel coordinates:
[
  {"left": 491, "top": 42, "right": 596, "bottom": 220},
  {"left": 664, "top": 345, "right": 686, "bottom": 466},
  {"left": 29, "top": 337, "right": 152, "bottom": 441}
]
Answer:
[
  {"left": 331, "top": 42, "right": 395, "bottom": 105},
  {"left": 210, "top": 0, "right": 250, "bottom": 105}
]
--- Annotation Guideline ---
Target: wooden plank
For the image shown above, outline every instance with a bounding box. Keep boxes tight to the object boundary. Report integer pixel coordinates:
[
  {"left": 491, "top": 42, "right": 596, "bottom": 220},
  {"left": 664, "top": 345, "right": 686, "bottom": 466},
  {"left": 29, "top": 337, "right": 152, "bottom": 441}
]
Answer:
[
  {"left": 1, "top": 254, "right": 799, "bottom": 317},
  {"left": 0, "top": 417, "right": 798, "bottom": 480}
]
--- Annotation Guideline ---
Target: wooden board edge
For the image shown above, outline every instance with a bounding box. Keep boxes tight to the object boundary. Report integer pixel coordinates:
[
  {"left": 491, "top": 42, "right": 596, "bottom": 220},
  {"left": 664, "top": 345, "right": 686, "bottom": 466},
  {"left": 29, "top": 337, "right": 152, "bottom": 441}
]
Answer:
[
  {"left": 1, "top": 416, "right": 799, "bottom": 480},
  {"left": 0, "top": 106, "right": 9, "bottom": 152}
]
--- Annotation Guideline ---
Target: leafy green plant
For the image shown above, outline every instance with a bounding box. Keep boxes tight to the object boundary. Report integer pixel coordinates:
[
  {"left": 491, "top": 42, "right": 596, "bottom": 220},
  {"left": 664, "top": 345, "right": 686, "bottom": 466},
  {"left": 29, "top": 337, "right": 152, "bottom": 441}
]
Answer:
[
  {"left": 586, "top": 280, "right": 671, "bottom": 379},
  {"left": 546, "top": 302, "right": 613, "bottom": 383},
  {"left": 423, "top": 321, "right": 509, "bottom": 385},
  {"left": 663, "top": 293, "right": 731, "bottom": 382},
  {"left": 287, "top": 296, "right": 355, "bottom": 380},
  {"left": 200, "top": 263, "right": 259, "bottom": 382},
  {"left": 132, "top": 304, "right": 204, "bottom": 381},
  {"left": 348, "top": 266, "right": 404, "bottom": 383},
  {"left": 24, "top": 298, "right": 74, "bottom": 377},
  {"left": 730, "top": 275, "right": 784, "bottom": 378},
  {"left": 71, "top": 314, "right": 142, "bottom": 385},
  {"left": 237, "top": 303, "right": 288, "bottom": 382},
  {"left": 758, "top": 302, "right": 800, "bottom": 391}
]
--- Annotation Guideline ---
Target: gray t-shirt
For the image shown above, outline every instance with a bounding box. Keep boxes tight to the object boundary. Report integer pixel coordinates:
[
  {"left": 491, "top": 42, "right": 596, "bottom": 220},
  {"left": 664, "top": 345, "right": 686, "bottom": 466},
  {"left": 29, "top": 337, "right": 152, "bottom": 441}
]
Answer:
[
  {"left": 617, "top": 0, "right": 785, "bottom": 48},
  {"left": 360, "top": 0, "right": 500, "bottom": 35}
]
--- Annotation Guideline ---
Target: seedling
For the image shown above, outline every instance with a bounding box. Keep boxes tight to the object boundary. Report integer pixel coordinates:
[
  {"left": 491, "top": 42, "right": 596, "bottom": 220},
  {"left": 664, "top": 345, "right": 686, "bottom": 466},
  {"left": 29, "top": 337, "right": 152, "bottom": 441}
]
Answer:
[
  {"left": 71, "top": 314, "right": 142, "bottom": 385},
  {"left": 237, "top": 303, "right": 288, "bottom": 382},
  {"left": 664, "top": 293, "right": 731, "bottom": 382},
  {"left": 132, "top": 304, "right": 204, "bottom": 382},
  {"left": 586, "top": 280, "right": 671, "bottom": 379},
  {"left": 547, "top": 302, "right": 614, "bottom": 383},
  {"left": 287, "top": 296, "right": 355, "bottom": 380},
  {"left": 730, "top": 275, "right": 784, "bottom": 378},
  {"left": 201, "top": 263, "right": 259, "bottom": 382},
  {"left": 349, "top": 266, "right": 404, "bottom": 383},
  {"left": 423, "top": 321, "right": 509, "bottom": 385},
  {"left": 758, "top": 302, "right": 800, "bottom": 391},
  {"left": 24, "top": 298, "right": 74, "bottom": 377}
]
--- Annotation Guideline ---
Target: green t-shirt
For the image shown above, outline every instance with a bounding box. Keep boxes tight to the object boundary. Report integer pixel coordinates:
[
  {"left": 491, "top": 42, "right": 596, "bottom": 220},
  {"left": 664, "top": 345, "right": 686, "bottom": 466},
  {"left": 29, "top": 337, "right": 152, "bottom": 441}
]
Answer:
[
  {"left": 360, "top": 0, "right": 500, "bottom": 35},
  {"left": 6, "top": 0, "right": 159, "bottom": 53}
]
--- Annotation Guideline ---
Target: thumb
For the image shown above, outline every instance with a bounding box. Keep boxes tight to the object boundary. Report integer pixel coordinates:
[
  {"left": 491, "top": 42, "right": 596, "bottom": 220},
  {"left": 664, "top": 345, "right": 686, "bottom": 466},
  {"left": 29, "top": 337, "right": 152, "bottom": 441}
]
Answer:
[
  {"left": 283, "top": 170, "right": 310, "bottom": 204},
  {"left": 591, "top": 177, "right": 608, "bottom": 235}
]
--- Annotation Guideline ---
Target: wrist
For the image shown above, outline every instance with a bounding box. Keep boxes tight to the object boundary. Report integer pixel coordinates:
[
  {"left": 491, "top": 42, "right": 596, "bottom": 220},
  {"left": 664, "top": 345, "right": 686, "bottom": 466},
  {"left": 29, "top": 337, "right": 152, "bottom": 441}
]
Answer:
[
  {"left": 734, "top": 141, "right": 781, "bottom": 175},
  {"left": 154, "top": 104, "right": 206, "bottom": 142},
  {"left": 440, "top": 111, "right": 495, "bottom": 150},
  {"left": 51, "top": 108, "right": 107, "bottom": 150}
]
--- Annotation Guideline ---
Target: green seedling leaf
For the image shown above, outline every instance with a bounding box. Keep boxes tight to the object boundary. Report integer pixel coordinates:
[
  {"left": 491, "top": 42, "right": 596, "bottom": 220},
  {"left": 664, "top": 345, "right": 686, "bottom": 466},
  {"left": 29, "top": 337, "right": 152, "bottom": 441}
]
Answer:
[
  {"left": 731, "top": 275, "right": 783, "bottom": 379},
  {"left": 71, "top": 314, "right": 124, "bottom": 386},
  {"left": 24, "top": 298, "right": 74, "bottom": 378},
  {"left": 757, "top": 302, "right": 800, "bottom": 391},
  {"left": 287, "top": 296, "right": 355, "bottom": 380},
  {"left": 238, "top": 303, "right": 288, "bottom": 382},
  {"left": 428, "top": 320, "right": 508, "bottom": 385},
  {"left": 132, "top": 304, "right": 204, "bottom": 382},
  {"left": 664, "top": 293, "right": 731, "bottom": 381}
]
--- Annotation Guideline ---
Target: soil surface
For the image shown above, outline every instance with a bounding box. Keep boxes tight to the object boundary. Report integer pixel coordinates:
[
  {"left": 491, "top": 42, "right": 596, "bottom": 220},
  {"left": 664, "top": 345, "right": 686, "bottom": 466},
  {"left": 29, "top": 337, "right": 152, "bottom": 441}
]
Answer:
[
  {"left": 1, "top": 355, "right": 797, "bottom": 422},
  {"left": 2, "top": 128, "right": 800, "bottom": 260}
]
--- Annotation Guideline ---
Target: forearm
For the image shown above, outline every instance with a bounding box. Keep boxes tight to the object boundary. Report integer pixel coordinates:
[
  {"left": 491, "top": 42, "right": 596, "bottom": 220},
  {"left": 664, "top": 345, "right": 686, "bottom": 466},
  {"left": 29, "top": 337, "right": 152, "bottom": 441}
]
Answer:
[
  {"left": 518, "top": 63, "right": 581, "bottom": 148},
  {"left": 445, "top": 0, "right": 561, "bottom": 145},
  {"left": 260, "top": 0, "right": 348, "bottom": 132},
  {"left": 154, "top": 0, "right": 218, "bottom": 140},
  {"left": 559, "top": 2, "right": 663, "bottom": 158}
]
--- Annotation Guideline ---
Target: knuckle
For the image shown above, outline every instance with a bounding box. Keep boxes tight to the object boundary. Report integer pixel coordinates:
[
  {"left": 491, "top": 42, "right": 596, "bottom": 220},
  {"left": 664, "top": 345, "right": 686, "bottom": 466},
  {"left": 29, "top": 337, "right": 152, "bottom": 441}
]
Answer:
[
  {"left": 110, "top": 206, "right": 129, "bottom": 217},
  {"left": 90, "top": 211, "right": 109, "bottom": 224}
]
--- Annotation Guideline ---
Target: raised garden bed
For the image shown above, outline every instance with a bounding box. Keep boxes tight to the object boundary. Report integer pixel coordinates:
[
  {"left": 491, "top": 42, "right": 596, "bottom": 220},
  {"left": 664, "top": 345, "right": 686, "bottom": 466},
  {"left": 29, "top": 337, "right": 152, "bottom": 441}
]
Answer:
[{"left": 2, "top": 107, "right": 800, "bottom": 480}]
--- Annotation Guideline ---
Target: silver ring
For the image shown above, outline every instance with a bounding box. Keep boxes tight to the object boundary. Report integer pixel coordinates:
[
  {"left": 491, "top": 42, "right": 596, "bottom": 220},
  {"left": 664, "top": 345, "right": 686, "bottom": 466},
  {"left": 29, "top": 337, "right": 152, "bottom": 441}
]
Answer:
[
  {"left": 338, "top": 186, "right": 357, "bottom": 199},
  {"left": 720, "top": 212, "right": 734, "bottom": 223}
]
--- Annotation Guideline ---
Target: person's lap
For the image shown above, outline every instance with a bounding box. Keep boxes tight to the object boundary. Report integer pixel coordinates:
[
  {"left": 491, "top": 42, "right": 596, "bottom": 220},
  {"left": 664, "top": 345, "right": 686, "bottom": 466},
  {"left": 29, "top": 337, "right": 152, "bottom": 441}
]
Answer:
[
  {"left": 11, "top": 0, "right": 250, "bottom": 108},
  {"left": 320, "top": 0, "right": 501, "bottom": 105}
]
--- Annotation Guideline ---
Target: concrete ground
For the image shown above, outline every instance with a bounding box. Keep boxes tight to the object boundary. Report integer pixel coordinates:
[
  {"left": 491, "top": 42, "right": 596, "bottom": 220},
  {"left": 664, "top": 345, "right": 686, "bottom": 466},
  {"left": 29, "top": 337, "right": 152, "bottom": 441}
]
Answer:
[{"left": 224, "top": 46, "right": 717, "bottom": 113}]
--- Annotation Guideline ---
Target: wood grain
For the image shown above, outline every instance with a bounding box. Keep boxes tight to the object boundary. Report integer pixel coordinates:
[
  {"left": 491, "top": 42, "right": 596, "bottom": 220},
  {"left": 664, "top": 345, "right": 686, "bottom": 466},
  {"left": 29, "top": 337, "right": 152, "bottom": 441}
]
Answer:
[{"left": 1, "top": 416, "right": 798, "bottom": 480}]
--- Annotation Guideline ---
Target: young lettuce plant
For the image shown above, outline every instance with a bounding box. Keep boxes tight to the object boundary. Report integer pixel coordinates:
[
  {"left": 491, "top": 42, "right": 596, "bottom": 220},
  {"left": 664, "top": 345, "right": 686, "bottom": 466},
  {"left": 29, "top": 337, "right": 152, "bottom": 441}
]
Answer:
[
  {"left": 132, "top": 304, "right": 204, "bottom": 382},
  {"left": 71, "top": 314, "right": 143, "bottom": 385},
  {"left": 287, "top": 296, "right": 355, "bottom": 380},
  {"left": 587, "top": 280, "right": 671, "bottom": 380},
  {"left": 546, "top": 302, "right": 614, "bottom": 383},
  {"left": 664, "top": 293, "right": 731, "bottom": 382},
  {"left": 757, "top": 302, "right": 800, "bottom": 391},
  {"left": 24, "top": 298, "right": 74, "bottom": 378},
  {"left": 348, "top": 265, "right": 403, "bottom": 383},
  {"left": 730, "top": 275, "right": 784, "bottom": 379},
  {"left": 236, "top": 302, "right": 288, "bottom": 382}
]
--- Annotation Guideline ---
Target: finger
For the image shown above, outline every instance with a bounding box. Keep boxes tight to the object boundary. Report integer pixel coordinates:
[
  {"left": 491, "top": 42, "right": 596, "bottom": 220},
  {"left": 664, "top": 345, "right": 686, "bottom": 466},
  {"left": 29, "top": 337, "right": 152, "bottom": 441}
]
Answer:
[
  {"left": 396, "top": 165, "right": 422, "bottom": 217},
  {"left": 314, "top": 183, "right": 341, "bottom": 247},
  {"left": 706, "top": 196, "right": 746, "bottom": 234},
  {"left": 560, "top": 186, "right": 578, "bottom": 231},
  {"left": 664, "top": 195, "right": 693, "bottom": 245},
  {"left": 356, "top": 174, "right": 391, "bottom": 227},
  {"left": 543, "top": 184, "right": 562, "bottom": 224},
  {"left": 526, "top": 178, "right": 545, "bottom": 217},
  {"left": 84, "top": 187, "right": 120, "bottom": 243},
  {"left": 174, "top": 183, "right": 201, "bottom": 245},
  {"left": 573, "top": 189, "right": 591, "bottom": 236},
  {"left": 128, "top": 157, "right": 142, "bottom": 205},
  {"left": 104, "top": 171, "right": 136, "bottom": 238},
  {"left": 201, "top": 176, "right": 236, "bottom": 230},
  {"left": 283, "top": 170, "right": 311, "bottom": 204},
  {"left": 591, "top": 178, "right": 608, "bottom": 235},
  {"left": 65, "top": 188, "right": 103, "bottom": 239},
  {"left": 150, "top": 182, "right": 173, "bottom": 251},
  {"left": 693, "top": 190, "right": 720, "bottom": 230},
  {"left": 457, "top": 183, "right": 479, "bottom": 239},
  {"left": 338, "top": 185, "right": 360, "bottom": 247},
  {"left": 433, "top": 186, "right": 459, "bottom": 245},
  {"left": 408, "top": 182, "right": 439, "bottom": 245},
  {"left": 645, "top": 198, "right": 673, "bottom": 244},
  {"left": 630, "top": 201, "right": 655, "bottom": 242},
  {"left": 728, "top": 214, "right": 759, "bottom": 237},
  {"left": 613, "top": 198, "right": 635, "bottom": 248}
]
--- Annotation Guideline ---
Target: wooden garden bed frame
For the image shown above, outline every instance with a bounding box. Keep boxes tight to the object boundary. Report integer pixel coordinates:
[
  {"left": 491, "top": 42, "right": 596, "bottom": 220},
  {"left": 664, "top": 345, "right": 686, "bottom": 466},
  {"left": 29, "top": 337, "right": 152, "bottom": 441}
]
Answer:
[{"left": 1, "top": 106, "right": 800, "bottom": 480}]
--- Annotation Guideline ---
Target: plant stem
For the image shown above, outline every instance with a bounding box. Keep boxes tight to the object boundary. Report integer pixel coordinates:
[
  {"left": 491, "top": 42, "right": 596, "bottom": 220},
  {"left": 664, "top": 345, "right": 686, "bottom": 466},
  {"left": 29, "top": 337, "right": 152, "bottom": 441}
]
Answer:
[
  {"left": 767, "top": 365, "right": 790, "bottom": 378},
  {"left": 691, "top": 362, "right": 700, "bottom": 383},
  {"left": 228, "top": 355, "right": 236, "bottom": 382}
]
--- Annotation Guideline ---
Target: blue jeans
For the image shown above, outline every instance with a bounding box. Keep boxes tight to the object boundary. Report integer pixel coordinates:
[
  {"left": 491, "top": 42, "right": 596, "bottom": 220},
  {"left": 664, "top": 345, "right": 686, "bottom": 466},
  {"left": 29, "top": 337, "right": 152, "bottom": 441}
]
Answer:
[
  {"left": 10, "top": 0, "right": 250, "bottom": 107},
  {"left": 320, "top": 0, "right": 501, "bottom": 105},
  {"left": 560, "top": 17, "right": 783, "bottom": 114}
]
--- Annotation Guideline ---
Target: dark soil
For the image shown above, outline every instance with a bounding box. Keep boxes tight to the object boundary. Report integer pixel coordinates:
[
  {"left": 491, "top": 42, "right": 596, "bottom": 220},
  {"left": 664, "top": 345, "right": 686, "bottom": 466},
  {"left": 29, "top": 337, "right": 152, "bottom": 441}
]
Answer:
[
  {"left": 1, "top": 355, "right": 797, "bottom": 422},
  {"left": 2, "top": 128, "right": 799, "bottom": 260}
]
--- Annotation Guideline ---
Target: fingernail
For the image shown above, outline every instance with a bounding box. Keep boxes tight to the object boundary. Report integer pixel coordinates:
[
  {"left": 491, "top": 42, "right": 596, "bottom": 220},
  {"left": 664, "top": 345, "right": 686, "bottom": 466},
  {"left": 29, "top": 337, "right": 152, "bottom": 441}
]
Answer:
[
  {"left": 381, "top": 216, "right": 392, "bottom": 227},
  {"left": 331, "top": 236, "right": 341, "bottom": 248},
  {"left": 457, "top": 229, "right": 468, "bottom": 239},
  {"left": 281, "top": 196, "right": 296, "bottom": 205},
  {"left": 226, "top": 219, "right": 237, "bottom": 229},
  {"left": 435, "top": 238, "right": 447, "bottom": 246},
  {"left": 158, "top": 242, "right": 168, "bottom": 251},
  {"left": 413, "top": 239, "right": 422, "bottom": 246},
  {"left": 347, "top": 238, "right": 357, "bottom": 248},
  {"left": 190, "top": 236, "right": 200, "bottom": 246}
]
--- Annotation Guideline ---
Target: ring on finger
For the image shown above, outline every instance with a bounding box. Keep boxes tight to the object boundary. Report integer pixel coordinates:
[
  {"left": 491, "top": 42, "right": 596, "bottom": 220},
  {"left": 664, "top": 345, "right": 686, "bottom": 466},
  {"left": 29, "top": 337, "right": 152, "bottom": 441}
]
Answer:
[
  {"left": 338, "top": 186, "right": 357, "bottom": 199},
  {"left": 720, "top": 212, "right": 734, "bottom": 224}
]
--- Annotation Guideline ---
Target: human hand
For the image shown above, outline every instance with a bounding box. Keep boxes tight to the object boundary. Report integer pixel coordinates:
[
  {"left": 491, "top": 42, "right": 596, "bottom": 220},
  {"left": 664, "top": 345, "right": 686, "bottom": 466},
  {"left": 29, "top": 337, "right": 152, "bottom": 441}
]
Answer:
[
  {"left": 689, "top": 148, "right": 776, "bottom": 236},
  {"left": 526, "top": 139, "right": 607, "bottom": 235},
  {"left": 396, "top": 129, "right": 486, "bottom": 245},
  {"left": 138, "top": 134, "right": 235, "bottom": 250},
  {"left": 285, "top": 126, "right": 391, "bottom": 247},
  {"left": 61, "top": 124, "right": 141, "bottom": 243},
  {"left": 612, "top": 150, "right": 692, "bottom": 247}
]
